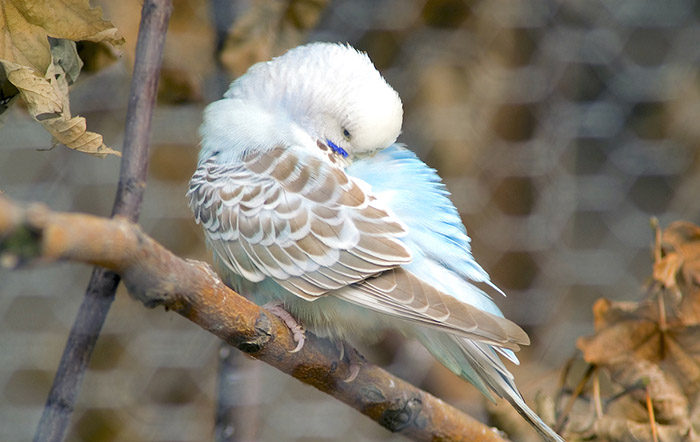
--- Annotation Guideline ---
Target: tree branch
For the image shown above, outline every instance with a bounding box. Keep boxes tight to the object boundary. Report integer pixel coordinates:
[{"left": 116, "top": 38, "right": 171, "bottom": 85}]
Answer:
[
  {"left": 0, "top": 196, "right": 509, "bottom": 442},
  {"left": 33, "top": 1, "right": 173, "bottom": 441}
]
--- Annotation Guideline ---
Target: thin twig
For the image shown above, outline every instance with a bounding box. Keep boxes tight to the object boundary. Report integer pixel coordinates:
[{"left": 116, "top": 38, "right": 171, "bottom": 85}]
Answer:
[
  {"left": 1, "top": 197, "right": 510, "bottom": 442},
  {"left": 593, "top": 370, "right": 603, "bottom": 418},
  {"left": 646, "top": 386, "right": 659, "bottom": 442},
  {"left": 33, "top": 2, "right": 172, "bottom": 441},
  {"left": 556, "top": 363, "right": 595, "bottom": 432}
]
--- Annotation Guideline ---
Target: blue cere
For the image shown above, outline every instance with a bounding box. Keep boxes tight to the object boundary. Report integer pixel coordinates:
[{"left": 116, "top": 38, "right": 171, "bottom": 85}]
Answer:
[{"left": 326, "top": 139, "right": 349, "bottom": 157}]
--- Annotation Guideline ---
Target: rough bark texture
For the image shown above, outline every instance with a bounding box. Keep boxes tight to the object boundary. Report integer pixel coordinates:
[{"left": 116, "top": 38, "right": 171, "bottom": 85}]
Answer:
[{"left": 0, "top": 196, "right": 509, "bottom": 442}]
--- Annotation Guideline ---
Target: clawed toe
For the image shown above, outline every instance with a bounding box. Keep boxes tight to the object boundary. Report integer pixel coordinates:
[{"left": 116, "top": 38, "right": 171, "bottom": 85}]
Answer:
[
  {"left": 289, "top": 328, "right": 306, "bottom": 353},
  {"left": 263, "top": 302, "right": 306, "bottom": 353},
  {"left": 343, "top": 363, "right": 361, "bottom": 383},
  {"left": 336, "top": 341, "right": 362, "bottom": 382}
]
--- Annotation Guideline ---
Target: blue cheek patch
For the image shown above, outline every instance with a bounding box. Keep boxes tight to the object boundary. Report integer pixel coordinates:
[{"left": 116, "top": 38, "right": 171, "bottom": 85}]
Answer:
[{"left": 326, "top": 139, "right": 349, "bottom": 157}]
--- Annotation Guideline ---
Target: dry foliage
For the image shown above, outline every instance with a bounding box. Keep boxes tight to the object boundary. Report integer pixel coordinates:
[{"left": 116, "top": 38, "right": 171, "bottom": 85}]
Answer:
[
  {"left": 220, "top": 0, "right": 329, "bottom": 77},
  {"left": 565, "top": 221, "right": 700, "bottom": 441},
  {"left": 0, "top": 0, "right": 123, "bottom": 156}
]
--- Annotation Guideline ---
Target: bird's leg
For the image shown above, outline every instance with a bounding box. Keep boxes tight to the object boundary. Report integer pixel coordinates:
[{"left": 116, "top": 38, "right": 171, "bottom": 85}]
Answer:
[{"left": 263, "top": 302, "right": 306, "bottom": 353}]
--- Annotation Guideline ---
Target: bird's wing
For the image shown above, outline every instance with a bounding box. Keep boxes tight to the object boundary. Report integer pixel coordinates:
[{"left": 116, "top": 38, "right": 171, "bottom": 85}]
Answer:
[
  {"left": 342, "top": 144, "right": 530, "bottom": 349},
  {"left": 346, "top": 145, "right": 505, "bottom": 315},
  {"left": 188, "top": 146, "right": 527, "bottom": 347},
  {"left": 336, "top": 268, "right": 528, "bottom": 349},
  {"left": 188, "top": 146, "right": 411, "bottom": 300}
]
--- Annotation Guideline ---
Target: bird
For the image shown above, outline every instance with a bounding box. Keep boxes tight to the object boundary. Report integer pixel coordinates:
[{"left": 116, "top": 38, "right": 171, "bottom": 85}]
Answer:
[{"left": 188, "top": 42, "right": 564, "bottom": 441}]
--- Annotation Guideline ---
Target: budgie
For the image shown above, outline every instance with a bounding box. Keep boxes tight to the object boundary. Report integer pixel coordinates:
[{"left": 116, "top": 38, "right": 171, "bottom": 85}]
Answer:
[{"left": 188, "top": 42, "right": 564, "bottom": 441}]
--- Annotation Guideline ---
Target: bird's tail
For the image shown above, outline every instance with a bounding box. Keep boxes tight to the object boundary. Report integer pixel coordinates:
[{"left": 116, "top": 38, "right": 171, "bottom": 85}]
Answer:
[{"left": 416, "top": 330, "right": 565, "bottom": 442}]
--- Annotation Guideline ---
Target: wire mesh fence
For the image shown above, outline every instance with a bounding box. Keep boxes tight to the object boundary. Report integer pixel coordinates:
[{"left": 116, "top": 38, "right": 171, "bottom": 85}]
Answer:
[{"left": 2, "top": 0, "right": 700, "bottom": 440}]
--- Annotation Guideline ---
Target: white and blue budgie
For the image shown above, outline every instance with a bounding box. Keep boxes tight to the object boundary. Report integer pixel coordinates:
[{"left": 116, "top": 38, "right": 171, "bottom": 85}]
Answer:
[{"left": 188, "top": 42, "right": 563, "bottom": 441}]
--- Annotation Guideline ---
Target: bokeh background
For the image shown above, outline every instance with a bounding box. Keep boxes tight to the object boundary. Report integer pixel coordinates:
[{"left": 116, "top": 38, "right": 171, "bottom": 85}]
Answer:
[{"left": 2, "top": 0, "right": 700, "bottom": 440}]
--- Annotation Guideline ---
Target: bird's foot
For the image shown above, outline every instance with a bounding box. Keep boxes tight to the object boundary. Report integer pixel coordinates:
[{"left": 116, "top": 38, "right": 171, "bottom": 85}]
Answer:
[
  {"left": 263, "top": 302, "right": 306, "bottom": 353},
  {"left": 336, "top": 341, "right": 362, "bottom": 383}
]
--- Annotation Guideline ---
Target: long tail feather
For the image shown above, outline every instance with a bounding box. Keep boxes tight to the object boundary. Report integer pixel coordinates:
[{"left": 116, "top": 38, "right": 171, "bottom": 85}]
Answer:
[{"left": 417, "top": 331, "right": 565, "bottom": 442}]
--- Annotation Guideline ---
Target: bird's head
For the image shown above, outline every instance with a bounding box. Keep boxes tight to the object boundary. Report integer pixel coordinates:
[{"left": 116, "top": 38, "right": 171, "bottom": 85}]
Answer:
[{"left": 200, "top": 43, "right": 403, "bottom": 165}]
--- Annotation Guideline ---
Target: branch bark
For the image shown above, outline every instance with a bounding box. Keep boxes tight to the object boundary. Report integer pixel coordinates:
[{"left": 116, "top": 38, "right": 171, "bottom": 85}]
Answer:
[
  {"left": 33, "top": 1, "right": 172, "bottom": 441},
  {"left": 0, "top": 196, "right": 509, "bottom": 442}
]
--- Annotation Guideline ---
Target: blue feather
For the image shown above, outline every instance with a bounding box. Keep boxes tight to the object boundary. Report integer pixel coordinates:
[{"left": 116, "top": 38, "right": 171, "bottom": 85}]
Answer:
[{"left": 347, "top": 145, "right": 506, "bottom": 318}]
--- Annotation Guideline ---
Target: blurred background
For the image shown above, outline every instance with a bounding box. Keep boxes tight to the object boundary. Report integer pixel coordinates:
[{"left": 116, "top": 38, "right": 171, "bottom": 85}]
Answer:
[{"left": 2, "top": 0, "right": 700, "bottom": 440}]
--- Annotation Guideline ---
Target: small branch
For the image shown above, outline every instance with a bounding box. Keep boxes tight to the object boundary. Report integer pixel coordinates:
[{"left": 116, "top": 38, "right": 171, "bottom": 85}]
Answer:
[
  {"left": 1, "top": 196, "right": 509, "bottom": 442},
  {"left": 113, "top": 0, "right": 173, "bottom": 221},
  {"left": 33, "top": 1, "right": 173, "bottom": 441}
]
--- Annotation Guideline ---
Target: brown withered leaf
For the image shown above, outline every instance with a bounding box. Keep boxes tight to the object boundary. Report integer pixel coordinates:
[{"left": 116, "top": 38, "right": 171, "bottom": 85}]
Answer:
[
  {"left": 655, "top": 222, "right": 700, "bottom": 324},
  {"left": 654, "top": 251, "right": 683, "bottom": 291},
  {"left": 591, "top": 297, "right": 659, "bottom": 330},
  {"left": 592, "top": 416, "right": 690, "bottom": 442},
  {"left": 579, "top": 298, "right": 700, "bottom": 394},
  {"left": 220, "top": 0, "right": 330, "bottom": 77},
  {"left": 578, "top": 298, "right": 662, "bottom": 365},
  {"left": 0, "top": 0, "right": 122, "bottom": 156},
  {"left": 678, "top": 285, "right": 700, "bottom": 326},
  {"left": 4, "top": 62, "right": 61, "bottom": 116},
  {"left": 613, "top": 360, "right": 688, "bottom": 424},
  {"left": 654, "top": 221, "right": 700, "bottom": 325},
  {"left": 44, "top": 115, "right": 117, "bottom": 156},
  {"left": 0, "top": 0, "right": 124, "bottom": 74},
  {"left": 3, "top": 59, "right": 119, "bottom": 157},
  {"left": 566, "top": 221, "right": 700, "bottom": 441},
  {"left": 655, "top": 222, "right": 700, "bottom": 288},
  {"left": 665, "top": 327, "right": 700, "bottom": 394}
]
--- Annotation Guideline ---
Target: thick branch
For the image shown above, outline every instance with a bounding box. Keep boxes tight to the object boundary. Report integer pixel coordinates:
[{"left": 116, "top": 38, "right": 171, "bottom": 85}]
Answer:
[
  {"left": 34, "top": 1, "right": 173, "bottom": 441},
  {"left": 0, "top": 196, "right": 509, "bottom": 442}
]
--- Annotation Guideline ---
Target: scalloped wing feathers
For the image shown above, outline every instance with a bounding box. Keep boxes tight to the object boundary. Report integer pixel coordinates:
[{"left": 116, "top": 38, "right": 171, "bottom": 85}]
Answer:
[
  {"left": 188, "top": 146, "right": 528, "bottom": 348},
  {"left": 189, "top": 147, "right": 411, "bottom": 299}
]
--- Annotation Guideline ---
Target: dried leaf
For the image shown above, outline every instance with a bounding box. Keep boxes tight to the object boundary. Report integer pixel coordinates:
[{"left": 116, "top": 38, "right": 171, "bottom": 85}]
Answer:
[
  {"left": 593, "top": 416, "right": 689, "bottom": 442},
  {"left": 220, "top": 0, "right": 330, "bottom": 76},
  {"left": 665, "top": 328, "right": 700, "bottom": 394},
  {"left": 662, "top": 222, "right": 700, "bottom": 250},
  {"left": 655, "top": 222, "right": 700, "bottom": 324},
  {"left": 4, "top": 61, "right": 62, "bottom": 116},
  {"left": 654, "top": 252, "right": 683, "bottom": 290},
  {"left": 567, "top": 221, "right": 700, "bottom": 441},
  {"left": 578, "top": 319, "right": 660, "bottom": 366},
  {"left": 0, "top": 0, "right": 52, "bottom": 74},
  {"left": 591, "top": 298, "right": 658, "bottom": 330},
  {"left": 0, "top": 0, "right": 123, "bottom": 75},
  {"left": 42, "top": 115, "right": 118, "bottom": 156},
  {"left": 661, "top": 222, "right": 700, "bottom": 288},
  {"left": 677, "top": 284, "right": 700, "bottom": 326},
  {"left": 613, "top": 360, "right": 688, "bottom": 423},
  {"left": 0, "top": 0, "right": 122, "bottom": 156},
  {"left": 1, "top": 59, "right": 119, "bottom": 157}
]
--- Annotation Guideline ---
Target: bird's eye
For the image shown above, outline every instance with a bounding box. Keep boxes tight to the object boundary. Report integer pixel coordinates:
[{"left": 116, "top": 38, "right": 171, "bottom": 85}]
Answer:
[{"left": 342, "top": 128, "right": 351, "bottom": 139}]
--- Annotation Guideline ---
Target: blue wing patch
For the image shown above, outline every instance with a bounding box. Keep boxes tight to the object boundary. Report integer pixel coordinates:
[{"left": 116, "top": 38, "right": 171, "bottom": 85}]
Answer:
[{"left": 347, "top": 145, "right": 506, "bottom": 318}]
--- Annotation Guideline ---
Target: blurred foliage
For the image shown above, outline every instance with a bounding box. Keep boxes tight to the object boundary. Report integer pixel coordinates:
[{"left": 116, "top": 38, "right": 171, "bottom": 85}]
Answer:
[
  {"left": 220, "top": 0, "right": 329, "bottom": 77},
  {"left": 562, "top": 222, "right": 700, "bottom": 441}
]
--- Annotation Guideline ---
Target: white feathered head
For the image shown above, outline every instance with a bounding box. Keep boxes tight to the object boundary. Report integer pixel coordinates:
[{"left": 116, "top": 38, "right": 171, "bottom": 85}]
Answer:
[{"left": 199, "top": 43, "right": 403, "bottom": 164}]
